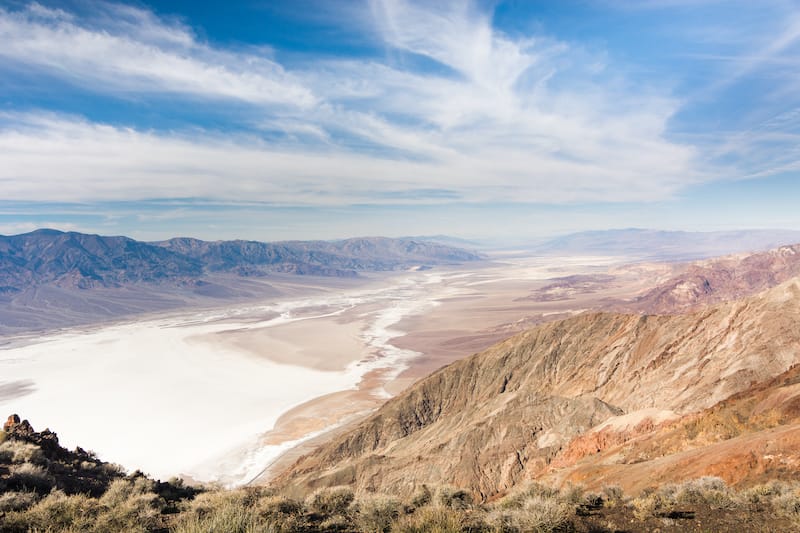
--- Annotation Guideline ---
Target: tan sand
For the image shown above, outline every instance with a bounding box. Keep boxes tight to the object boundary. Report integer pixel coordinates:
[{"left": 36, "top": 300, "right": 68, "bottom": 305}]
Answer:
[{"left": 197, "top": 310, "right": 371, "bottom": 372}]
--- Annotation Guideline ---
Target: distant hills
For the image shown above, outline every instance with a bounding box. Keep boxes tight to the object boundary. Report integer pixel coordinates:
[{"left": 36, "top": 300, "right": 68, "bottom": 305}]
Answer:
[
  {"left": 629, "top": 243, "right": 800, "bottom": 314},
  {"left": 0, "top": 229, "right": 483, "bottom": 291},
  {"left": 532, "top": 228, "right": 800, "bottom": 260},
  {"left": 0, "top": 229, "right": 482, "bottom": 334}
]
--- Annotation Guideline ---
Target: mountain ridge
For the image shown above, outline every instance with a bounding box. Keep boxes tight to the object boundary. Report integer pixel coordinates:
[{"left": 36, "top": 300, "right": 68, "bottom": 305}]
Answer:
[
  {"left": 532, "top": 228, "right": 800, "bottom": 260},
  {"left": 273, "top": 276, "right": 800, "bottom": 500},
  {"left": 0, "top": 229, "right": 482, "bottom": 291}
]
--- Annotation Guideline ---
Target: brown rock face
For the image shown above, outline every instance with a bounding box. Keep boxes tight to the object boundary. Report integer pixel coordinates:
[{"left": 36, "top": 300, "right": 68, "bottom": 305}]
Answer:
[
  {"left": 545, "top": 363, "right": 800, "bottom": 493},
  {"left": 3, "top": 413, "right": 20, "bottom": 432},
  {"left": 632, "top": 244, "right": 800, "bottom": 314},
  {"left": 274, "top": 278, "right": 800, "bottom": 500}
]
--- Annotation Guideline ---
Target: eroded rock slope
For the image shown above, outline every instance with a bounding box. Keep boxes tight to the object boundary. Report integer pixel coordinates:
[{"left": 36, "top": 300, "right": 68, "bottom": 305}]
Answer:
[{"left": 274, "top": 278, "right": 800, "bottom": 500}]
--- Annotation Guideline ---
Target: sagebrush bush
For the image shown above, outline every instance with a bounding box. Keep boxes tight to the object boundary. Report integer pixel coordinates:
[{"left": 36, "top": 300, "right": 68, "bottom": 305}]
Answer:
[
  {"left": 410, "top": 484, "right": 433, "bottom": 508},
  {"left": 437, "top": 486, "right": 473, "bottom": 510},
  {"left": 488, "top": 495, "right": 572, "bottom": 533},
  {"left": 600, "top": 484, "right": 625, "bottom": 507},
  {"left": 355, "top": 495, "right": 402, "bottom": 533},
  {"left": 93, "top": 478, "right": 164, "bottom": 532},
  {"left": 631, "top": 491, "right": 670, "bottom": 522},
  {"left": 255, "top": 494, "right": 304, "bottom": 520},
  {"left": 674, "top": 477, "right": 735, "bottom": 510},
  {"left": 8, "top": 462, "right": 55, "bottom": 492},
  {"left": 499, "top": 482, "right": 561, "bottom": 510},
  {"left": 772, "top": 490, "right": 800, "bottom": 525},
  {"left": 172, "top": 504, "right": 273, "bottom": 533},
  {"left": 0, "top": 491, "right": 38, "bottom": 513},
  {"left": 0, "top": 440, "right": 47, "bottom": 465},
  {"left": 306, "top": 486, "right": 355, "bottom": 515},
  {"left": 1, "top": 490, "right": 100, "bottom": 531},
  {"left": 561, "top": 482, "right": 586, "bottom": 505},
  {"left": 392, "top": 506, "right": 464, "bottom": 533}
]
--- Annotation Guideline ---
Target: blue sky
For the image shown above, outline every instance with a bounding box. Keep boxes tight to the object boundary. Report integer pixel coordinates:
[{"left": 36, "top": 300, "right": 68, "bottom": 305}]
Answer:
[{"left": 0, "top": 0, "right": 799, "bottom": 242}]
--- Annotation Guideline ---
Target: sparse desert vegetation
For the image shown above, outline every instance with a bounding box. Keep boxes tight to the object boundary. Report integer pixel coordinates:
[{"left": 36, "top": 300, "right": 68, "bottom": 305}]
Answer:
[{"left": 2, "top": 420, "right": 800, "bottom": 533}]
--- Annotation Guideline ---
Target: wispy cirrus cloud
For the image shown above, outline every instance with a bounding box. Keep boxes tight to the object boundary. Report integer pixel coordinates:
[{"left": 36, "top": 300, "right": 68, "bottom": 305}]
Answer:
[
  {"left": 0, "top": 0, "right": 730, "bottom": 210},
  {"left": 0, "top": 2, "right": 316, "bottom": 107}
]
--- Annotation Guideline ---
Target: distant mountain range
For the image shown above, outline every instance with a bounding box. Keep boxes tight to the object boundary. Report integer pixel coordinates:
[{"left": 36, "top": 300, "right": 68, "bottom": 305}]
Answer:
[
  {"left": 532, "top": 228, "right": 800, "bottom": 260},
  {"left": 0, "top": 229, "right": 482, "bottom": 334},
  {"left": 0, "top": 229, "right": 483, "bottom": 292}
]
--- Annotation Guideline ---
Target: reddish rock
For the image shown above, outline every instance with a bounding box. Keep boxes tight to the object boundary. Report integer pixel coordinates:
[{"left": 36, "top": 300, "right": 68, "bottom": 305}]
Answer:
[{"left": 3, "top": 413, "right": 20, "bottom": 432}]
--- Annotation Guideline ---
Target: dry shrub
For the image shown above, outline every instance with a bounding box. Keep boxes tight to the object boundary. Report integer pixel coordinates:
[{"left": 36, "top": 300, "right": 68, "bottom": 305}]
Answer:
[
  {"left": 255, "top": 494, "right": 304, "bottom": 519},
  {"left": 1, "top": 490, "right": 100, "bottom": 531},
  {"left": 437, "top": 486, "right": 473, "bottom": 510},
  {"left": 355, "top": 495, "right": 401, "bottom": 533},
  {"left": 392, "top": 505, "right": 464, "bottom": 533},
  {"left": 488, "top": 495, "right": 572, "bottom": 533},
  {"left": 0, "top": 440, "right": 47, "bottom": 465},
  {"left": 7, "top": 462, "right": 55, "bottom": 492},
  {"left": 410, "top": 484, "right": 433, "bottom": 508},
  {"left": 254, "top": 494, "right": 308, "bottom": 532},
  {"left": 306, "top": 485, "right": 354, "bottom": 515},
  {"left": 561, "top": 483, "right": 586, "bottom": 505},
  {"left": 171, "top": 505, "right": 272, "bottom": 533},
  {"left": 674, "top": 477, "right": 735, "bottom": 510},
  {"left": 181, "top": 489, "right": 250, "bottom": 519},
  {"left": 772, "top": 489, "right": 800, "bottom": 526},
  {"left": 600, "top": 485, "right": 625, "bottom": 507},
  {"left": 93, "top": 478, "right": 164, "bottom": 532},
  {"left": 172, "top": 489, "right": 278, "bottom": 533},
  {"left": 499, "top": 482, "right": 560, "bottom": 510},
  {"left": 0, "top": 490, "right": 38, "bottom": 513},
  {"left": 631, "top": 491, "right": 670, "bottom": 522}
]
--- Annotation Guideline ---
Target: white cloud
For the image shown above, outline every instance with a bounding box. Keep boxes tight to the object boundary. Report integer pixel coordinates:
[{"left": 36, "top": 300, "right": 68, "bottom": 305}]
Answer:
[
  {"left": 0, "top": 2, "right": 315, "bottom": 107},
  {"left": 0, "top": 111, "right": 699, "bottom": 205},
  {"left": 0, "top": 1, "right": 708, "bottom": 206}
]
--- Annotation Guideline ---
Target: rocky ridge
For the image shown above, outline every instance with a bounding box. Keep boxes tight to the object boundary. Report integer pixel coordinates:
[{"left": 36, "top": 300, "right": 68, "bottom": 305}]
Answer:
[
  {"left": 0, "top": 230, "right": 482, "bottom": 291},
  {"left": 630, "top": 243, "right": 800, "bottom": 314},
  {"left": 274, "top": 277, "right": 800, "bottom": 500}
]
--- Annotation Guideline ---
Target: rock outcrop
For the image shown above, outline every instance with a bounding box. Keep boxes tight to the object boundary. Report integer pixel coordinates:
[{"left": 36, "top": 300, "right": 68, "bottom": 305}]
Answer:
[
  {"left": 545, "top": 363, "right": 800, "bottom": 492},
  {"left": 632, "top": 244, "right": 800, "bottom": 314},
  {"left": 3, "top": 414, "right": 20, "bottom": 432},
  {"left": 274, "top": 278, "right": 800, "bottom": 500}
]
